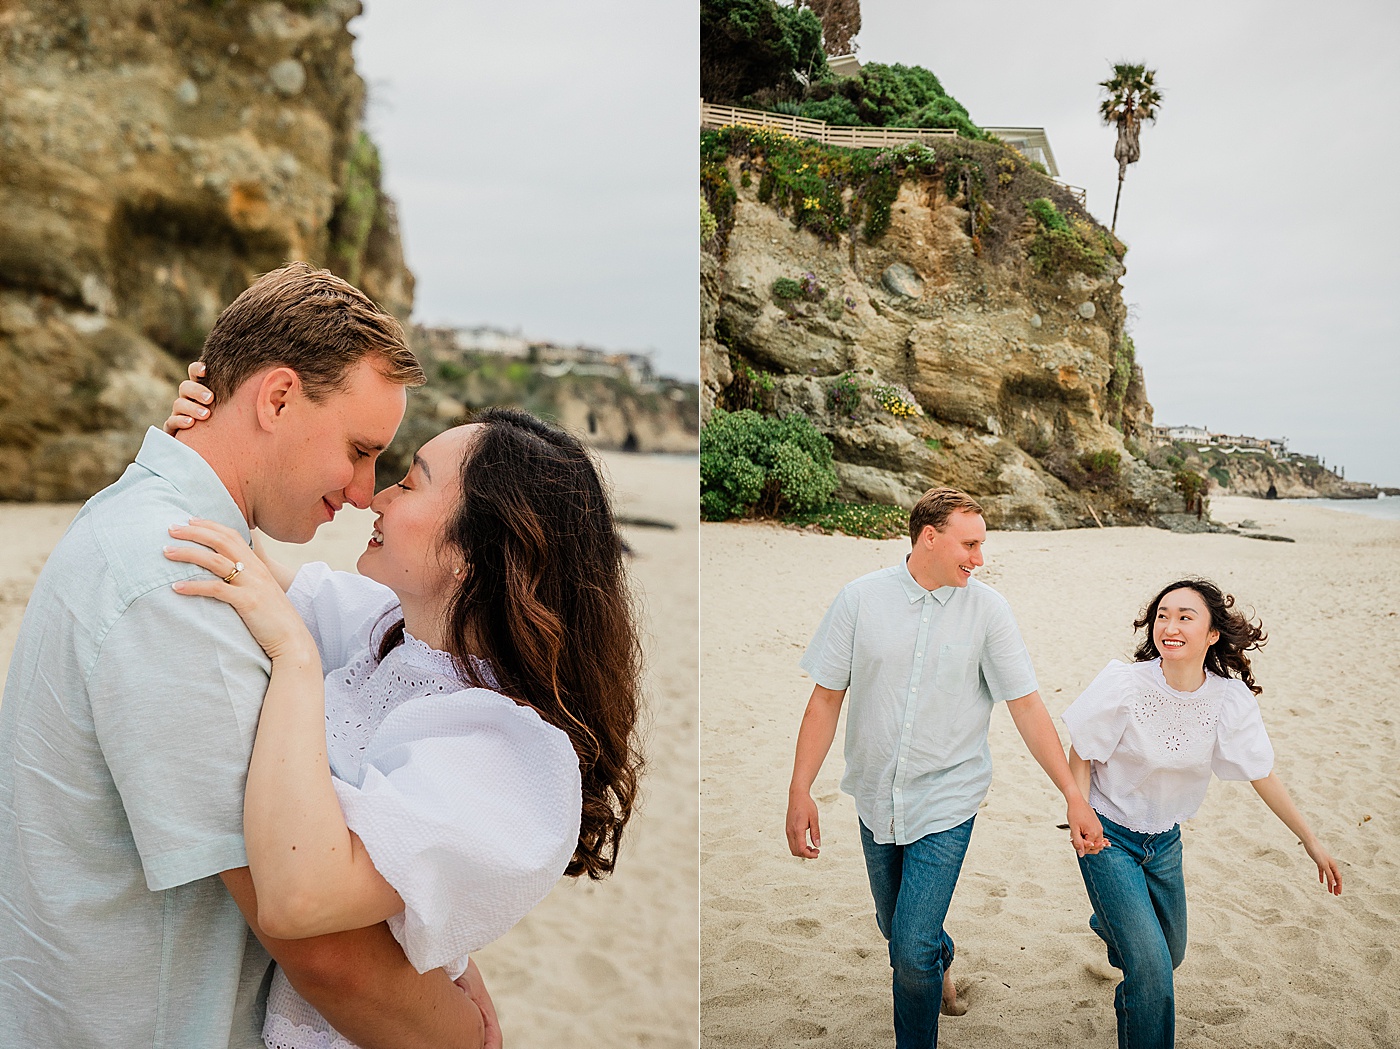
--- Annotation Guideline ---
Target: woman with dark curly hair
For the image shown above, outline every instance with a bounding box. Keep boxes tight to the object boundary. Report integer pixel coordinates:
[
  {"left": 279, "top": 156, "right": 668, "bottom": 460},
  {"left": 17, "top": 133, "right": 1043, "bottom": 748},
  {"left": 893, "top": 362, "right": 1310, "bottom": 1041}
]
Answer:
[
  {"left": 1061, "top": 578, "right": 1341, "bottom": 1049},
  {"left": 162, "top": 370, "right": 642, "bottom": 1049}
]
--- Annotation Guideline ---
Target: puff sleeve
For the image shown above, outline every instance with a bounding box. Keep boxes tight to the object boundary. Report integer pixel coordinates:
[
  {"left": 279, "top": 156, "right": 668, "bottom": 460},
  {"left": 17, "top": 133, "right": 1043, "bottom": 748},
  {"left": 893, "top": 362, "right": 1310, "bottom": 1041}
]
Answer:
[
  {"left": 332, "top": 688, "right": 582, "bottom": 978},
  {"left": 287, "top": 562, "right": 399, "bottom": 671},
  {"left": 1061, "top": 660, "right": 1134, "bottom": 763},
  {"left": 1211, "top": 681, "right": 1274, "bottom": 781}
]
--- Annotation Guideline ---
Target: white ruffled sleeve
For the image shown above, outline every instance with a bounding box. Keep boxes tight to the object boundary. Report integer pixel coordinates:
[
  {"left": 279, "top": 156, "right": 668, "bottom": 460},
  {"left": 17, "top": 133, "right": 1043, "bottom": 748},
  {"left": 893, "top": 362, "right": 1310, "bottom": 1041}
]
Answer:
[
  {"left": 332, "top": 688, "right": 582, "bottom": 979},
  {"left": 1212, "top": 681, "right": 1274, "bottom": 781},
  {"left": 1061, "top": 660, "right": 1134, "bottom": 763},
  {"left": 286, "top": 562, "right": 400, "bottom": 671}
]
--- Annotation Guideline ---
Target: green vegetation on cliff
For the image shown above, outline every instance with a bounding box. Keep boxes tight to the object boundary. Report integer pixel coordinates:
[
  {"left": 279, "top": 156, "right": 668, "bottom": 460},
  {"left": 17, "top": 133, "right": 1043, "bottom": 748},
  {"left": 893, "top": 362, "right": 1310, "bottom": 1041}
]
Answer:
[
  {"left": 702, "top": 125, "right": 1109, "bottom": 272},
  {"left": 771, "top": 62, "right": 984, "bottom": 139}
]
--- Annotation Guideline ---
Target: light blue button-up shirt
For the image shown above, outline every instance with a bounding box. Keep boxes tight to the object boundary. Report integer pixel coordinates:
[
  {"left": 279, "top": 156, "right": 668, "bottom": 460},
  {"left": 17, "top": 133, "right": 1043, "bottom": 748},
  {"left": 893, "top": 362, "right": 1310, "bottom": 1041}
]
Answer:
[
  {"left": 801, "top": 561, "right": 1037, "bottom": 845},
  {"left": 0, "top": 428, "right": 273, "bottom": 1048}
]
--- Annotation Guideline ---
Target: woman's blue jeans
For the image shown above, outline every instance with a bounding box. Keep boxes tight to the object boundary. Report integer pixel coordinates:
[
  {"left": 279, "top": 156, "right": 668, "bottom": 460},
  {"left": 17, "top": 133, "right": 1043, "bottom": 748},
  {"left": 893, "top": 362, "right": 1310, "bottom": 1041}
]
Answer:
[
  {"left": 858, "top": 815, "right": 975, "bottom": 1049},
  {"left": 1077, "top": 813, "right": 1188, "bottom": 1049}
]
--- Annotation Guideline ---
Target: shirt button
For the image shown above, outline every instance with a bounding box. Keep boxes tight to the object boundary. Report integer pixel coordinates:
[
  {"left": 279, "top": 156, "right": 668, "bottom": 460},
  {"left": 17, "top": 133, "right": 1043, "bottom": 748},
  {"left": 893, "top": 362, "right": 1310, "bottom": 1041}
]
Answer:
[
  {"left": 895, "top": 788, "right": 901, "bottom": 794},
  {"left": 905, "top": 722, "right": 911, "bottom": 728}
]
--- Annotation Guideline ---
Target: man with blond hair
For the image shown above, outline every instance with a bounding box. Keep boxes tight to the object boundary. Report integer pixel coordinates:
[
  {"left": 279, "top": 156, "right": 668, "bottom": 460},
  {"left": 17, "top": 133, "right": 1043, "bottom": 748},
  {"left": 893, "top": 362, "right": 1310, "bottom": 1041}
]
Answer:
[
  {"left": 0, "top": 264, "right": 490, "bottom": 1048},
  {"left": 785, "top": 486, "right": 1104, "bottom": 1049}
]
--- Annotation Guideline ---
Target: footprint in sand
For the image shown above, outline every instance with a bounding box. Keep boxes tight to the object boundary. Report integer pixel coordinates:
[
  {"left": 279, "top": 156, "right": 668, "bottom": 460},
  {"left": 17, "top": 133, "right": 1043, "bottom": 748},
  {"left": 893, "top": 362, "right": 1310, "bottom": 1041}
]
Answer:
[
  {"left": 1183, "top": 1005, "right": 1246, "bottom": 1025},
  {"left": 575, "top": 951, "right": 623, "bottom": 990},
  {"left": 771, "top": 916, "right": 822, "bottom": 939}
]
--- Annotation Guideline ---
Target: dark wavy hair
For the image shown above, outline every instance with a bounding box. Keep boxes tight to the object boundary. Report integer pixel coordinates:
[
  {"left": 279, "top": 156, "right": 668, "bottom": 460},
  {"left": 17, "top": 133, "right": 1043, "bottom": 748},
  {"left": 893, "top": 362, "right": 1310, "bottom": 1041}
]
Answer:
[
  {"left": 379, "top": 408, "right": 644, "bottom": 878},
  {"left": 1132, "top": 578, "right": 1267, "bottom": 695}
]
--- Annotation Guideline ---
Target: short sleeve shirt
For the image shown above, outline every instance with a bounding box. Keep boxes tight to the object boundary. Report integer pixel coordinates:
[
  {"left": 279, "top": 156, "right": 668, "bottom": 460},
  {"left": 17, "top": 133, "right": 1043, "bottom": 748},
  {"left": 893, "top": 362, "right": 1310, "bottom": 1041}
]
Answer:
[
  {"left": 801, "top": 563, "right": 1037, "bottom": 844},
  {"left": 0, "top": 428, "right": 273, "bottom": 1048},
  {"left": 1061, "top": 659, "right": 1275, "bottom": 833}
]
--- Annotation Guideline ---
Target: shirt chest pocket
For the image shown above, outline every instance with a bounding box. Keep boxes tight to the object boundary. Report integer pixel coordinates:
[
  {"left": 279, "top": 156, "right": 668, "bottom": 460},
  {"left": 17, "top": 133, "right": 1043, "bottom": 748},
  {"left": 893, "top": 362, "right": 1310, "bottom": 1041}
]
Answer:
[{"left": 934, "top": 642, "right": 977, "bottom": 693}]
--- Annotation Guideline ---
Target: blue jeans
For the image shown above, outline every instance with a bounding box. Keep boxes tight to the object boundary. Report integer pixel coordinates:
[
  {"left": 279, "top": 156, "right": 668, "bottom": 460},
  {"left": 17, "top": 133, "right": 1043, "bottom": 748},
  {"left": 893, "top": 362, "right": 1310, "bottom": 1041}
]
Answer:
[
  {"left": 858, "top": 816, "right": 975, "bottom": 1049},
  {"left": 1077, "top": 813, "right": 1187, "bottom": 1049}
]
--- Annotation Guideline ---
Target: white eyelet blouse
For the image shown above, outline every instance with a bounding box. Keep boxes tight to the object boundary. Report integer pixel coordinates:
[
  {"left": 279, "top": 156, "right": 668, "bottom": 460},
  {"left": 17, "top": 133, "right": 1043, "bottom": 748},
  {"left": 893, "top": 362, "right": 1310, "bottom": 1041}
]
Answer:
[
  {"left": 261, "top": 563, "right": 582, "bottom": 1049},
  {"left": 1060, "top": 659, "right": 1274, "bottom": 834}
]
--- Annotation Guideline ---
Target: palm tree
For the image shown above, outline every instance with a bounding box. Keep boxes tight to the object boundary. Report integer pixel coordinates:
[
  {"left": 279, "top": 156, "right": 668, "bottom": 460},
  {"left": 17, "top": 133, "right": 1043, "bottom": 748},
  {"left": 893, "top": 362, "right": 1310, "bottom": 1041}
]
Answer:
[{"left": 1099, "top": 63, "right": 1162, "bottom": 233}]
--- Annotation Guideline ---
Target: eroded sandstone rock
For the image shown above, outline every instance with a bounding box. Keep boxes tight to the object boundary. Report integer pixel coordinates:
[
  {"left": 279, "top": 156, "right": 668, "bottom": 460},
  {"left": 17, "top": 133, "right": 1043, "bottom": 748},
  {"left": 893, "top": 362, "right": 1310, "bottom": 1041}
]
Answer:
[
  {"left": 703, "top": 160, "right": 1178, "bottom": 530},
  {"left": 0, "top": 0, "right": 414, "bottom": 500}
]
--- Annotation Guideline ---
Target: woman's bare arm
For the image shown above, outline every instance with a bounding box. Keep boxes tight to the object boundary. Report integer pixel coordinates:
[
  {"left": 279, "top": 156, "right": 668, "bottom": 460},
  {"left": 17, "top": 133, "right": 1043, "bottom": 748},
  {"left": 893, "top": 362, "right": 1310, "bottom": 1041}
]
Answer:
[{"left": 1251, "top": 772, "right": 1342, "bottom": 895}]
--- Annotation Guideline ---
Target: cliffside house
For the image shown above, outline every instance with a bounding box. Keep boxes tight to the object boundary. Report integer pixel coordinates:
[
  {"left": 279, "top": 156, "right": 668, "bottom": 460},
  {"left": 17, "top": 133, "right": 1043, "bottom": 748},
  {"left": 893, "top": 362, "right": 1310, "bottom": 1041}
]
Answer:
[{"left": 980, "top": 127, "right": 1060, "bottom": 178}]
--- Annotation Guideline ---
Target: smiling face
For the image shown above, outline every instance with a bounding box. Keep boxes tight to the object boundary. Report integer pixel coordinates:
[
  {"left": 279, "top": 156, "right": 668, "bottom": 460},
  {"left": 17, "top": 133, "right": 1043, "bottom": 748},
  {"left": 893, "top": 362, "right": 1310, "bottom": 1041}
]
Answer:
[
  {"left": 1153, "top": 587, "right": 1221, "bottom": 671},
  {"left": 915, "top": 509, "right": 986, "bottom": 589},
  {"left": 358, "top": 423, "right": 482, "bottom": 611},
  {"left": 256, "top": 359, "right": 407, "bottom": 543}
]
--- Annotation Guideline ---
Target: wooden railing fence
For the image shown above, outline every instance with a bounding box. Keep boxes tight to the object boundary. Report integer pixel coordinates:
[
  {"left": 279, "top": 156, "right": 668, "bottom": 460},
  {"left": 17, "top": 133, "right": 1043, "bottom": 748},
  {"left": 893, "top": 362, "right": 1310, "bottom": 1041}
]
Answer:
[{"left": 700, "top": 100, "right": 1087, "bottom": 207}]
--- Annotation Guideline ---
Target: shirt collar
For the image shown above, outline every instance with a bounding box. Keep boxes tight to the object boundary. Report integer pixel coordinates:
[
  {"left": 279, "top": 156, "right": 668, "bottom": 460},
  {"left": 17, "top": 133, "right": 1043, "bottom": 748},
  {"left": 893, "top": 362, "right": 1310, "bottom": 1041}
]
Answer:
[
  {"left": 134, "top": 427, "right": 252, "bottom": 542},
  {"left": 898, "top": 557, "right": 957, "bottom": 605}
]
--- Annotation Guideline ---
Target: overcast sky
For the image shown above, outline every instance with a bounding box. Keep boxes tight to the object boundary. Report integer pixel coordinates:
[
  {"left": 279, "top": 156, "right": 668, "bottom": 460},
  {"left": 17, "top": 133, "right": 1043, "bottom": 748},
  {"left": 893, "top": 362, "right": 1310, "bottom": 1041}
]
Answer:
[
  {"left": 858, "top": 0, "right": 1399, "bottom": 486},
  {"left": 351, "top": 1, "right": 699, "bottom": 380}
]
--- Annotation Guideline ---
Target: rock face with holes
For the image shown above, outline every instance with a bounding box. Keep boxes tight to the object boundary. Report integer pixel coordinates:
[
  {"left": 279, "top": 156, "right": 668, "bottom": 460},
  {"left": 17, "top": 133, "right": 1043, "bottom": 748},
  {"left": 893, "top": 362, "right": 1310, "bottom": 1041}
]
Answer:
[
  {"left": 702, "top": 160, "right": 1182, "bottom": 529},
  {"left": 0, "top": 0, "right": 413, "bottom": 499}
]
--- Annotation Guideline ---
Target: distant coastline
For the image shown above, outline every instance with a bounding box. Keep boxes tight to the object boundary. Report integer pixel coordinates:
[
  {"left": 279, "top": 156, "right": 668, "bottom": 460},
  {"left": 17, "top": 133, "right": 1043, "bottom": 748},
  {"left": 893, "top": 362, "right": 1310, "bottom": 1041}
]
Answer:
[{"left": 1280, "top": 496, "right": 1400, "bottom": 522}]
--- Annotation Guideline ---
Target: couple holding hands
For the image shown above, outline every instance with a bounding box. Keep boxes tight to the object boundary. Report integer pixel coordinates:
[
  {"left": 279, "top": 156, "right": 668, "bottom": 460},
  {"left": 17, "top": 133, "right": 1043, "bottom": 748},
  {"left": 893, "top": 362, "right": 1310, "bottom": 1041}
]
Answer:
[
  {"left": 0, "top": 264, "right": 643, "bottom": 1048},
  {"left": 785, "top": 487, "right": 1342, "bottom": 1049}
]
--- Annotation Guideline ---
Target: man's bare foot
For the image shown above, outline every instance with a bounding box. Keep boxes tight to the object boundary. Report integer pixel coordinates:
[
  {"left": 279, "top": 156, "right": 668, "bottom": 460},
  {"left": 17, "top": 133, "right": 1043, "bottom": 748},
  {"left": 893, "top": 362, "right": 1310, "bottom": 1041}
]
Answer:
[{"left": 940, "top": 966, "right": 968, "bottom": 1017}]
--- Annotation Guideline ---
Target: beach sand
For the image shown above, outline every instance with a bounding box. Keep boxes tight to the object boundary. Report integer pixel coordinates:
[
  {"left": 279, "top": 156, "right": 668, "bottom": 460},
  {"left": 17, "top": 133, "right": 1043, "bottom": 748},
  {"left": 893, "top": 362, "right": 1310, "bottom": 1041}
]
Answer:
[
  {"left": 0, "top": 450, "right": 699, "bottom": 1049},
  {"left": 700, "top": 495, "right": 1399, "bottom": 1048}
]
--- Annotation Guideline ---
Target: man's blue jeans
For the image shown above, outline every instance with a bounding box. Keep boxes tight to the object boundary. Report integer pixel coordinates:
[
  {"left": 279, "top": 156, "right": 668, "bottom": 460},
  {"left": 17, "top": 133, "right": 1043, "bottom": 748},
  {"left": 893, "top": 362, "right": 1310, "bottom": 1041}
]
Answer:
[
  {"left": 1077, "top": 813, "right": 1187, "bottom": 1049},
  {"left": 858, "top": 815, "right": 975, "bottom": 1049}
]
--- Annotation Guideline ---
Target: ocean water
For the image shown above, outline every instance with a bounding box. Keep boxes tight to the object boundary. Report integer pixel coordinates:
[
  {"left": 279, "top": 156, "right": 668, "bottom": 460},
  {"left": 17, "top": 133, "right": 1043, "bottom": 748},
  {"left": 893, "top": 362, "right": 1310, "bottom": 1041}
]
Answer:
[{"left": 1281, "top": 496, "right": 1400, "bottom": 521}]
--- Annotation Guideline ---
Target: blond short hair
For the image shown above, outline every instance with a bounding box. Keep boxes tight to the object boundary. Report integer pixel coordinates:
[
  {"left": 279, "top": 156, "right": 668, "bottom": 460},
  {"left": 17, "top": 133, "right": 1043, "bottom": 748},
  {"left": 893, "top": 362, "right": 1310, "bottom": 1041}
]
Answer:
[
  {"left": 199, "top": 262, "right": 424, "bottom": 401},
  {"left": 909, "top": 487, "right": 983, "bottom": 544}
]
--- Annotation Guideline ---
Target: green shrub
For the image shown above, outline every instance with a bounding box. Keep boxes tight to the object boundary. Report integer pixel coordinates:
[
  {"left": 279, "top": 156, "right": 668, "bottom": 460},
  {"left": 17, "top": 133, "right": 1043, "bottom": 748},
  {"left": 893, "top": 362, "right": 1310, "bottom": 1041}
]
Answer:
[
  {"left": 700, "top": 195, "right": 718, "bottom": 242},
  {"left": 826, "top": 371, "right": 862, "bottom": 415},
  {"left": 1026, "top": 197, "right": 1068, "bottom": 231},
  {"left": 1208, "top": 465, "right": 1231, "bottom": 488},
  {"left": 1079, "top": 449, "right": 1121, "bottom": 486},
  {"left": 1174, "top": 468, "right": 1209, "bottom": 515},
  {"left": 1026, "top": 198, "right": 1113, "bottom": 276},
  {"left": 724, "top": 358, "right": 776, "bottom": 412},
  {"left": 771, "top": 277, "right": 803, "bottom": 300},
  {"left": 700, "top": 409, "right": 838, "bottom": 519},
  {"left": 438, "top": 360, "right": 468, "bottom": 382},
  {"left": 784, "top": 501, "right": 909, "bottom": 539}
]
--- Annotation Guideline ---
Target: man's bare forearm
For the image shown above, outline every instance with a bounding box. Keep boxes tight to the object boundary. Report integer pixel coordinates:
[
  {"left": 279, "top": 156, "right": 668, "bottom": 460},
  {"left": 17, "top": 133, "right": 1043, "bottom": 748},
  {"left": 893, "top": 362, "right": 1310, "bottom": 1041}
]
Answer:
[
  {"left": 1006, "top": 692, "right": 1079, "bottom": 799},
  {"left": 221, "top": 868, "right": 482, "bottom": 1049},
  {"left": 789, "top": 685, "right": 845, "bottom": 795}
]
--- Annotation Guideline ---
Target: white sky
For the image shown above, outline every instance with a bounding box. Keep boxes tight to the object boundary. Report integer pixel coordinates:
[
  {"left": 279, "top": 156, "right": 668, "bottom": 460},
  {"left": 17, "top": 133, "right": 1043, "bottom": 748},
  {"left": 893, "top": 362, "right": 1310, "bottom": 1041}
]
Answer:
[
  {"left": 858, "top": 0, "right": 1400, "bottom": 486},
  {"left": 351, "top": 1, "right": 699, "bottom": 380}
]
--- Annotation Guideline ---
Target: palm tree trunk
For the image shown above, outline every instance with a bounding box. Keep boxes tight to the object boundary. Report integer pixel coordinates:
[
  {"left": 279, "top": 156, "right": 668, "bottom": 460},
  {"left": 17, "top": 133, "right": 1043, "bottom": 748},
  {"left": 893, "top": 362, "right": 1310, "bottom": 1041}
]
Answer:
[{"left": 1111, "top": 171, "right": 1125, "bottom": 233}]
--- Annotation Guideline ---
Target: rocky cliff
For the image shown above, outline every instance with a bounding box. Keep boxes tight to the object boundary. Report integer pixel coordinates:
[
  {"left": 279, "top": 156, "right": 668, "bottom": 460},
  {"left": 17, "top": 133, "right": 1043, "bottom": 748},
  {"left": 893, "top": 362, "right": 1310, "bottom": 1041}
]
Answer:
[
  {"left": 701, "top": 127, "right": 1184, "bottom": 530},
  {"left": 1149, "top": 442, "right": 1379, "bottom": 501},
  {"left": 375, "top": 326, "right": 699, "bottom": 486},
  {"left": 0, "top": 0, "right": 413, "bottom": 500}
]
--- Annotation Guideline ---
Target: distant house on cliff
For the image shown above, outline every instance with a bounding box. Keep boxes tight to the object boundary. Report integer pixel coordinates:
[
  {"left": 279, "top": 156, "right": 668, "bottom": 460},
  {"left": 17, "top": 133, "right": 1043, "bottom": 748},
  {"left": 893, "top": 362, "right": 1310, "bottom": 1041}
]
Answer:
[
  {"left": 827, "top": 54, "right": 862, "bottom": 78},
  {"left": 981, "top": 127, "right": 1060, "bottom": 178},
  {"left": 452, "top": 325, "right": 530, "bottom": 358}
]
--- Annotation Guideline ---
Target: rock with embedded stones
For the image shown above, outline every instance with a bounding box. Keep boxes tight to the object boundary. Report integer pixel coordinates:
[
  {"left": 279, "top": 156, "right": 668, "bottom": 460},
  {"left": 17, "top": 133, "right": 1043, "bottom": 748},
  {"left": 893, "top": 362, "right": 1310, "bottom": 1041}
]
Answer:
[
  {"left": 0, "top": 0, "right": 415, "bottom": 500},
  {"left": 268, "top": 58, "right": 307, "bottom": 96},
  {"left": 881, "top": 262, "right": 924, "bottom": 299}
]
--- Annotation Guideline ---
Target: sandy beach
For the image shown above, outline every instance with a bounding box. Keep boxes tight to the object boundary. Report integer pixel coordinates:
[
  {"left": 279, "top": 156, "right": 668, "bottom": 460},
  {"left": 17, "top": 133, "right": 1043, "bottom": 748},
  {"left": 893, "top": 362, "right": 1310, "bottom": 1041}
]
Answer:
[
  {"left": 0, "top": 450, "right": 699, "bottom": 1049},
  {"left": 700, "top": 495, "right": 1399, "bottom": 1048}
]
